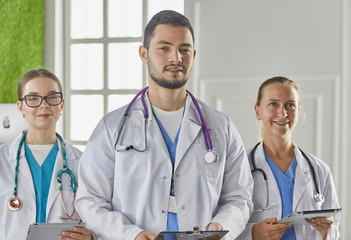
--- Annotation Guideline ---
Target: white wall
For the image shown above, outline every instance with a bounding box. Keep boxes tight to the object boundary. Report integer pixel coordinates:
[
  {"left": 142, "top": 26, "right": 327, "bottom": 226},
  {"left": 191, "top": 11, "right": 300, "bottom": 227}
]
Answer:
[
  {"left": 44, "top": 0, "right": 350, "bottom": 237},
  {"left": 185, "top": 0, "right": 350, "bottom": 238}
]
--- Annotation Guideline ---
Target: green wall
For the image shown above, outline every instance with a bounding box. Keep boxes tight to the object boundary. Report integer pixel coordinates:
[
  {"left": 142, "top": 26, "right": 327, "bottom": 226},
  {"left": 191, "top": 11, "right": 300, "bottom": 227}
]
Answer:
[{"left": 0, "top": 0, "right": 44, "bottom": 103}]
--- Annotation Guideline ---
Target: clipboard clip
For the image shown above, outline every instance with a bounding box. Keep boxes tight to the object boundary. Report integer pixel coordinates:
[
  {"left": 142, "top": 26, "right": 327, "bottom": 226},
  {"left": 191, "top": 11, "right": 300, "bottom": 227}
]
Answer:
[{"left": 187, "top": 226, "right": 201, "bottom": 235}]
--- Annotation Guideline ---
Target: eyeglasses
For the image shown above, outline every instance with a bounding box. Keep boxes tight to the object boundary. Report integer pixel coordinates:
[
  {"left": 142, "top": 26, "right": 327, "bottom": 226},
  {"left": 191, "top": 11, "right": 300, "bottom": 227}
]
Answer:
[{"left": 20, "top": 92, "right": 63, "bottom": 108}]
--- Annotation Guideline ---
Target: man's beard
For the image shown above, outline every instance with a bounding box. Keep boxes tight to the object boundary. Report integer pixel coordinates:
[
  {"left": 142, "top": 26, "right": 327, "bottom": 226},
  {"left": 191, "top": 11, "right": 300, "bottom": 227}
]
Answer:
[
  {"left": 147, "top": 57, "right": 189, "bottom": 89},
  {"left": 150, "top": 70, "right": 188, "bottom": 89}
]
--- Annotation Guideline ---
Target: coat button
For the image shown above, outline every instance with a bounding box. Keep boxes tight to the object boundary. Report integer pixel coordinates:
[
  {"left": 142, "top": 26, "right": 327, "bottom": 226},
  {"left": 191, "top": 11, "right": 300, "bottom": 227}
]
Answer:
[
  {"left": 182, "top": 206, "right": 185, "bottom": 210},
  {"left": 162, "top": 210, "right": 165, "bottom": 213},
  {"left": 163, "top": 176, "right": 167, "bottom": 180},
  {"left": 176, "top": 173, "right": 179, "bottom": 177}
]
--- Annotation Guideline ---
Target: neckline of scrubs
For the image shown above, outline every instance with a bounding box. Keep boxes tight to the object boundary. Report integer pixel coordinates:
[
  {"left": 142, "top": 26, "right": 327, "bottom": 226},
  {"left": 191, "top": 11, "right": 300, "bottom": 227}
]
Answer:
[
  {"left": 25, "top": 141, "right": 59, "bottom": 223},
  {"left": 265, "top": 152, "right": 297, "bottom": 240},
  {"left": 153, "top": 110, "right": 182, "bottom": 232}
]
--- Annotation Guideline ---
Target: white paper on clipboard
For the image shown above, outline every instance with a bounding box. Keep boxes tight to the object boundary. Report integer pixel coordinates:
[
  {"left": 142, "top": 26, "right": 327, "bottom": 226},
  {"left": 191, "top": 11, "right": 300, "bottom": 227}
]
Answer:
[
  {"left": 276, "top": 208, "right": 342, "bottom": 225},
  {"left": 26, "top": 222, "right": 85, "bottom": 240}
]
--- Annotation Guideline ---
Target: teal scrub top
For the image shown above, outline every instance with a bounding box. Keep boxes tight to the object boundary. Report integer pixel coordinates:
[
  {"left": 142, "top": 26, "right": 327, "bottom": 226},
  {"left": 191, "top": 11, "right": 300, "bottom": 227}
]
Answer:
[
  {"left": 265, "top": 152, "right": 297, "bottom": 240},
  {"left": 25, "top": 142, "right": 58, "bottom": 223}
]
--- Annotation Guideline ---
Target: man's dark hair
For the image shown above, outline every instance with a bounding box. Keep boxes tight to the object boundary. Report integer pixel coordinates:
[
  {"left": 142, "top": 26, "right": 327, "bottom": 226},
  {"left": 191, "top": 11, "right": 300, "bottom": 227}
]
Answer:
[{"left": 143, "top": 10, "right": 194, "bottom": 49}]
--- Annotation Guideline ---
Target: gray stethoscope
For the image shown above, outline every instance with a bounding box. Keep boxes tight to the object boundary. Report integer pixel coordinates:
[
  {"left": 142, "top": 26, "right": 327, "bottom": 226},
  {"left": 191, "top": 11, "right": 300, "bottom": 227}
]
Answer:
[
  {"left": 114, "top": 86, "right": 219, "bottom": 164},
  {"left": 250, "top": 142, "right": 325, "bottom": 207}
]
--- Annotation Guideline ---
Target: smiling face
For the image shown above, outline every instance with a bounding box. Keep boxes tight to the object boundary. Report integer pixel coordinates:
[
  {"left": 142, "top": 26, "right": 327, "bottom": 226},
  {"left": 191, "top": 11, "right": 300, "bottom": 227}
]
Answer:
[
  {"left": 255, "top": 83, "right": 300, "bottom": 140},
  {"left": 17, "top": 77, "right": 64, "bottom": 133},
  {"left": 139, "top": 24, "right": 196, "bottom": 89}
]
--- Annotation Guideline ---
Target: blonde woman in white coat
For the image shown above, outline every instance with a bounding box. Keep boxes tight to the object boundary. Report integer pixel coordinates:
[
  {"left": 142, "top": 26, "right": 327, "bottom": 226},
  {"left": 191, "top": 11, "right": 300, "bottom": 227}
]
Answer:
[
  {"left": 237, "top": 76, "right": 340, "bottom": 240},
  {"left": 0, "top": 68, "right": 93, "bottom": 240}
]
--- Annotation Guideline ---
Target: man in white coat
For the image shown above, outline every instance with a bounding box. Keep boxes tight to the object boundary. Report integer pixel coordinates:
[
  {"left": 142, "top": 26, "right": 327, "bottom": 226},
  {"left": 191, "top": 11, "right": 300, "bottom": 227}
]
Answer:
[{"left": 75, "top": 10, "right": 253, "bottom": 240}]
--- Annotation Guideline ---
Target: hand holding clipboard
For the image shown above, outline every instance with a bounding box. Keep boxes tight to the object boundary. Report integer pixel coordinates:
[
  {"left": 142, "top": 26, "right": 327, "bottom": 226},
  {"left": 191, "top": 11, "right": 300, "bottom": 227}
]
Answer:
[{"left": 276, "top": 208, "right": 342, "bottom": 225}]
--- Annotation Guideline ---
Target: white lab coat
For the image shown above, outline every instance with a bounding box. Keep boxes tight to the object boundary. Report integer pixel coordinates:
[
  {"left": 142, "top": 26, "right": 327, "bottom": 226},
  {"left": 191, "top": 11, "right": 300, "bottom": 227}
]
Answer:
[
  {"left": 236, "top": 141, "right": 341, "bottom": 240},
  {"left": 0, "top": 132, "right": 82, "bottom": 240},
  {"left": 75, "top": 93, "right": 254, "bottom": 240}
]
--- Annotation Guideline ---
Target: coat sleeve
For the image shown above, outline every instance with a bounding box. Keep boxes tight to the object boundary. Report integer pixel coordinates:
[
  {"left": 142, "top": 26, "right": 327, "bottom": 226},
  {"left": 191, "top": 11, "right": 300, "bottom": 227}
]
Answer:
[
  {"left": 210, "top": 116, "right": 254, "bottom": 240},
  {"left": 321, "top": 166, "right": 341, "bottom": 240},
  {"left": 75, "top": 118, "right": 143, "bottom": 240},
  {"left": 235, "top": 222, "right": 254, "bottom": 239}
]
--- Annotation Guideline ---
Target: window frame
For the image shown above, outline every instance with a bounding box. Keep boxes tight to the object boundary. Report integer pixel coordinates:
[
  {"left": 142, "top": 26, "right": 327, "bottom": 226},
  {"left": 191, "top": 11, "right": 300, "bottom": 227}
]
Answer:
[{"left": 62, "top": 0, "right": 148, "bottom": 146}]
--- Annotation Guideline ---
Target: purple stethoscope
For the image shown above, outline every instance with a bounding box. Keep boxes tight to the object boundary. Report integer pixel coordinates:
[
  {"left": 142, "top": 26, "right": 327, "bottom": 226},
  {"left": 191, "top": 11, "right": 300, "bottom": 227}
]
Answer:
[{"left": 114, "top": 87, "right": 219, "bottom": 164}]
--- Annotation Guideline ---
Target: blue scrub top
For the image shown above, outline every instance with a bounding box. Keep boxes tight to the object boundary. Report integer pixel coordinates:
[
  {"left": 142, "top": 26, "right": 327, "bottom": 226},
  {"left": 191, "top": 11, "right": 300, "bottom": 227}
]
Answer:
[
  {"left": 25, "top": 142, "right": 58, "bottom": 223},
  {"left": 265, "top": 152, "right": 297, "bottom": 240},
  {"left": 154, "top": 114, "right": 181, "bottom": 233}
]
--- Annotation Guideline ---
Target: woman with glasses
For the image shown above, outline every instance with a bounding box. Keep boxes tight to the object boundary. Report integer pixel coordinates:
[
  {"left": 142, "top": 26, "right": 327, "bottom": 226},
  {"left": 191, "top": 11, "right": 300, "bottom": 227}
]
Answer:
[
  {"left": 0, "top": 68, "right": 94, "bottom": 240},
  {"left": 237, "top": 77, "right": 340, "bottom": 240}
]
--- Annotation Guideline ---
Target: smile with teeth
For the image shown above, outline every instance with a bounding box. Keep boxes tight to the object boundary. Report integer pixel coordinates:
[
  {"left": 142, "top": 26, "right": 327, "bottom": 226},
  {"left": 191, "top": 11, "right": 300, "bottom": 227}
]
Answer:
[{"left": 274, "top": 120, "right": 289, "bottom": 126}]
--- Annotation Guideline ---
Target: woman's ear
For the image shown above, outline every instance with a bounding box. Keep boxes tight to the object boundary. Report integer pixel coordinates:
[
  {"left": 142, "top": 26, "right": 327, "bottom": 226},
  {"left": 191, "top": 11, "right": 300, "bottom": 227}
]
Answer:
[
  {"left": 17, "top": 100, "right": 25, "bottom": 117},
  {"left": 255, "top": 104, "right": 262, "bottom": 120},
  {"left": 60, "top": 98, "right": 65, "bottom": 112}
]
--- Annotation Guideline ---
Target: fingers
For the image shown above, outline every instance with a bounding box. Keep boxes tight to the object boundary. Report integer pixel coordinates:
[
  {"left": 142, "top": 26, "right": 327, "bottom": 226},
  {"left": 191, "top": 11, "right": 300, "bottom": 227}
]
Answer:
[
  {"left": 135, "top": 231, "right": 157, "bottom": 240},
  {"left": 199, "top": 234, "right": 221, "bottom": 240},
  {"left": 74, "top": 227, "right": 92, "bottom": 235},
  {"left": 60, "top": 227, "right": 92, "bottom": 240},
  {"left": 307, "top": 217, "right": 333, "bottom": 233},
  {"left": 262, "top": 217, "right": 278, "bottom": 224},
  {"left": 312, "top": 217, "right": 333, "bottom": 224},
  {"left": 252, "top": 218, "right": 292, "bottom": 240},
  {"left": 207, "top": 222, "right": 223, "bottom": 231},
  {"left": 269, "top": 222, "right": 292, "bottom": 233}
]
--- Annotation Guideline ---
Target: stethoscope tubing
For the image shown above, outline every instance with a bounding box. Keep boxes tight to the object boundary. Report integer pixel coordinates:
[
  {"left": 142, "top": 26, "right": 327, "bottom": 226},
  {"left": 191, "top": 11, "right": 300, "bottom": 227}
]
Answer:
[
  {"left": 185, "top": 90, "right": 214, "bottom": 151},
  {"left": 9, "top": 131, "right": 77, "bottom": 217},
  {"left": 250, "top": 142, "right": 323, "bottom": 205},
  {"left": 115, "top": 87, "right": 217, "bottom": 155}
]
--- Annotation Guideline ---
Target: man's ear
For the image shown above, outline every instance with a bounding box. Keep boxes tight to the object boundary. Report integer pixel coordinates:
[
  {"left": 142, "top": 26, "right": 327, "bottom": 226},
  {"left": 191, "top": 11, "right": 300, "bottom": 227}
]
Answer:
[{"left": 139, "top": 45, "right": 148, "bottom": 65}]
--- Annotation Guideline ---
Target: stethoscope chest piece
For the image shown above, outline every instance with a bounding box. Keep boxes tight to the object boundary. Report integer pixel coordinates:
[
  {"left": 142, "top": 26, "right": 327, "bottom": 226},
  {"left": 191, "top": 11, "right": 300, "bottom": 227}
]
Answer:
[
  {"left": 8, "top": 196, "right": 22, "bottom": 211},
  {"left": 205, "top": 150, "right": 218, "bottom": 164},
  {"left": 314, "top": 193, "right": 325, "bottom": 206}
]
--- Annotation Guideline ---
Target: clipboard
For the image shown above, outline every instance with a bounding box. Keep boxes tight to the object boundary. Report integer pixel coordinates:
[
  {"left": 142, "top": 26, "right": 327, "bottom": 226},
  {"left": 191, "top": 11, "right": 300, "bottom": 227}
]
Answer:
[
  {"left": 155, "top": 227, "right": 229, "bottom": 240},
  {"left": 276, "top": 208, "right": 342, "bottom": 225},
  {"left": 26, "top": 222, "right": 85, "bottom": 240}
]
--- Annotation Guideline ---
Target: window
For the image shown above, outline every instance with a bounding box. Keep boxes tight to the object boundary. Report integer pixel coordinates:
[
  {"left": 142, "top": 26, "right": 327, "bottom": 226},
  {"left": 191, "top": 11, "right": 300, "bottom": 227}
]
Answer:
[{"left": 63, "top": 0, "right": 184, "bottom": 147}]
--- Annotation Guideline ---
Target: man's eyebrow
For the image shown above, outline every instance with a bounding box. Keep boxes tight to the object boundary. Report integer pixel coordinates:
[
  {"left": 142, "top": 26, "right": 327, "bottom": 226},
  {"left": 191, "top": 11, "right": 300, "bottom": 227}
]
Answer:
[
  {"left": 155, "top": 40, "right": 173, "bottom": 45},
  {"left": 155, "top": 41, "right": 193, "bottom": 47}
]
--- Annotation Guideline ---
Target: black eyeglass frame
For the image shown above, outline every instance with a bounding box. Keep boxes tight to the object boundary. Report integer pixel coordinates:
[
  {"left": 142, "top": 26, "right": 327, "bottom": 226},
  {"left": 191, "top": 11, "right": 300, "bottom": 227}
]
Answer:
[{"left": 20, "top": 92, "right": 63, "bottom": 108}]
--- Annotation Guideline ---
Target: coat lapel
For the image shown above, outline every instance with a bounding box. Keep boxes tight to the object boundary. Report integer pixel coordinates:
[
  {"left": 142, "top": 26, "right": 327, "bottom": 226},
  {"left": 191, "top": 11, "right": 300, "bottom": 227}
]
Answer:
[
  {"left": 174, "top": 97, "right": 202, "bottom": 171},
  {"left": 144, "top": 95, "right": 172, "bottom": 165},
  {"left": 255, "top": 142, "right": 282, "bottom": 210},
  {"left": 46, "top": 140, "right": 76, "bottom": 219},
  {"left": 293, "top": 145, "right": 311, "bottom": 210}
]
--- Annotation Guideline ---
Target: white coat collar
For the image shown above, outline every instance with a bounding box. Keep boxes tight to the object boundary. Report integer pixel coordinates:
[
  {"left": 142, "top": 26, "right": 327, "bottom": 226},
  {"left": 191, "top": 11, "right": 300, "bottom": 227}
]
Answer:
[
  {"left": 251, "top": 141, "right": 313, "bottom": 211},
  {"left": 293, "top": 144, "right": 313, "bottom": 209},
  {"left": 141, "top": 89, "right": 211, "bottom": 129},
  {"left": 8, "top": 132, "right": 26, "bottom": 161},
  {"left": 9, "top": 132, "right": 79, "bottom": 162},
  {"left": 250, "top": 141, "right": 282, "bottom": 211},
  {"left": 141, "top": 91, "right": 205, "bottom": 172},
  {"left": 9, "top": 132, "right": 79, "bottom": 219}
]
